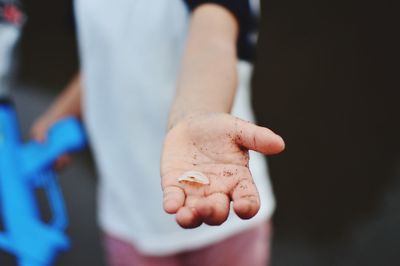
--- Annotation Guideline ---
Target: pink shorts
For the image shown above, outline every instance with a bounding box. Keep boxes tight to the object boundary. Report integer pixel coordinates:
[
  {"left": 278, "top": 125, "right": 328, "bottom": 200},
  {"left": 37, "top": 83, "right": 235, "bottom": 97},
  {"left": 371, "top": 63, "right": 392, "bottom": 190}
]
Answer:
[{"left": 103, "top": 221, "right": 272, "bottom": 266}]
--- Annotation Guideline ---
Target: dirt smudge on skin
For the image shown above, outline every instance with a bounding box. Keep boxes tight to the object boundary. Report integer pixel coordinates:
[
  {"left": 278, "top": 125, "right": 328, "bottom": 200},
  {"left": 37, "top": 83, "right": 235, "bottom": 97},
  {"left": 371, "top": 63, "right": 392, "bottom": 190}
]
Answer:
[
  {"left": 239, "top": 184, "right": 248, "bottom": 190},
  {"left": 222, "top": 169, "right": 234, "bottom": 177}
]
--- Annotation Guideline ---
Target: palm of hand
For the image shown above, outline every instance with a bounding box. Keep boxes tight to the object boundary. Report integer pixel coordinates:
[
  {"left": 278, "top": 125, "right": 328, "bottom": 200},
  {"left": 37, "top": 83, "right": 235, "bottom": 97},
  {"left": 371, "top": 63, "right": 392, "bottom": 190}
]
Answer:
[{"left": 161, "top": 113, "right": 284, "bottom": 228}]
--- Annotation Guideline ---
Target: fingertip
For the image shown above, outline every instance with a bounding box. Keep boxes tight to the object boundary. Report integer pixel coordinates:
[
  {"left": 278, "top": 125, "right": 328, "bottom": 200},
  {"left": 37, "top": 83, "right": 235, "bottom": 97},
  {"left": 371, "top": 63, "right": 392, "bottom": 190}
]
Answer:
[
  {"left": 176, "top": 207, "right": 202, "bottom": 229},
  {"left": 196, "top": 201, "right": 213, "bottom": 218},
  {"left": 279, "top": 135, "right": 285, "bottom": 149},
  {"left": 54, "top": 155, "right": 72, "bottom": 170},
  {"left": 163, "top": 199, "right": 180, "bottom": 214},
  {"left": 258, "top": 129, "right": 285, "bottom": 155},
  {"left": 233, "top": 198, "right": 260, "bottom": 220},
  {"left": 273, "top": 134, "right": 286, "bottom": 153},
  {"left": 31, "top": 132, "right": 45, "bottom": 143},
  {"left": 30, "top": 124, "right": 47, "bottom": 142},
  {"left": 163, "top": 186, "right": 185, "bottom": 214},
  {"left": 199, "top": 193, "right": 230, "bottom": 226},
  {"left": 236, "top": 121, "right": 285, "bottom": 155}
]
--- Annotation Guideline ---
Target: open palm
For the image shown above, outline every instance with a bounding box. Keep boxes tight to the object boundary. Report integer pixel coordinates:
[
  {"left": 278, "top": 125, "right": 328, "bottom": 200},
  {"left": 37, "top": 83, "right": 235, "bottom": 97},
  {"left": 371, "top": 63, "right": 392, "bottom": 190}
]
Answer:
[{"left": 161, "top": 113, "right": 284, "bottom": 228}]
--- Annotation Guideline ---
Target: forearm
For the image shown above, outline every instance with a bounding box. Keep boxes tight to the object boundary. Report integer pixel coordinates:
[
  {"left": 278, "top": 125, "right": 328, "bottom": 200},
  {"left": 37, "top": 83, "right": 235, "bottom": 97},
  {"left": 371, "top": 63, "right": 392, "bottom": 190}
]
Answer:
[
  {"left": 44, "top": 73, "right": 82, "bottom": 121},
  {"left": 168, "top": 4, "right": 239, "bottom": 129}
]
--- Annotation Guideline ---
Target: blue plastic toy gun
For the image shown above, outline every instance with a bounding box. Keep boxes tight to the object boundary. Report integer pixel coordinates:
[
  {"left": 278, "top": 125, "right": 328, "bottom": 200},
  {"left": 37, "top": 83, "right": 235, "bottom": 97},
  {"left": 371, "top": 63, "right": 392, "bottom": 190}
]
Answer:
[{"left": 0, "top": 99, "right": 86, "bottom": 266}]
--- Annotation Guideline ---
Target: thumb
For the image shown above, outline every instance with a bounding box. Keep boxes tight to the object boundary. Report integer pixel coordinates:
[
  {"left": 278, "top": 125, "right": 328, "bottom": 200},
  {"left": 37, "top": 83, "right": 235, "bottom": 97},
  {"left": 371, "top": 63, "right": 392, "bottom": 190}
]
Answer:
[
  {"left": 234, "top": 119, "right": 285, "bottom": 155},
  {"left": 31, "top": 119, "right": 52, "bottom": 143}
]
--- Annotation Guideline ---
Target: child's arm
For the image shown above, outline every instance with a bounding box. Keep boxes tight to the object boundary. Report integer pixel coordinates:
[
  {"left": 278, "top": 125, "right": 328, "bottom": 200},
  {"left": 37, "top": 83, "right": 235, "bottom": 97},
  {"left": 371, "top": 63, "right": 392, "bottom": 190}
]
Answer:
[
  {"left": 31, "top": 73, "right": 82, "bottom": 142},
  {"left": 168, "top": 4, "right": 238, "bottom": 129},
  {"left": 161, "top": 4, "right": 285, "bottom": 228},
  {"left": 30, "top": 73, "right": 82, "bottom": 168}
]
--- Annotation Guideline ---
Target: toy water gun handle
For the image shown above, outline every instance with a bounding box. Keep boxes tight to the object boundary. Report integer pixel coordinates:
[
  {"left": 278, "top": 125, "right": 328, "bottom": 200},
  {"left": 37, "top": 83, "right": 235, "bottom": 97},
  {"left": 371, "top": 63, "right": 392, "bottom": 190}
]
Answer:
[
  {"left": 21, "top": 117, "right": 87, "bottom": 230},
  {"left": 35, "top": 170, "right": 69, "bottom": 230},
  {"left": 21, "top": 117, "right": 87, "bottom": 177}
]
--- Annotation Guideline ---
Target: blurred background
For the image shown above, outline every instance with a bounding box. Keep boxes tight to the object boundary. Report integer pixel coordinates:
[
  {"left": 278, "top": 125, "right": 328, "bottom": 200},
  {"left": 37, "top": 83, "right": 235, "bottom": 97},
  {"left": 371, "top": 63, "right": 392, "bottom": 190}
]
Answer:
[{"left": 1, "top": 0, "right": 399, "bottom": 265}]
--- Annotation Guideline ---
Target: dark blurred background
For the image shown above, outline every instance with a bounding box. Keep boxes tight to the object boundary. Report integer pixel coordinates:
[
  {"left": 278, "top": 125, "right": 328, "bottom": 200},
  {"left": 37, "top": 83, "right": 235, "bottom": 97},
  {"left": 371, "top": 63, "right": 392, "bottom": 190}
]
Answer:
[{"left": 1, "top": 0, "right": 400, "bottom": 265}]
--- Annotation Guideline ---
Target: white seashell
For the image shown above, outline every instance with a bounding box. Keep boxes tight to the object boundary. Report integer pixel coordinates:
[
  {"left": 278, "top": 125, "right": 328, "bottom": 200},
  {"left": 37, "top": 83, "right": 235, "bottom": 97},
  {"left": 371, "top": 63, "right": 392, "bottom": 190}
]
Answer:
[{"left": 178, "top": 171, "right": 210, "bottom": 185}]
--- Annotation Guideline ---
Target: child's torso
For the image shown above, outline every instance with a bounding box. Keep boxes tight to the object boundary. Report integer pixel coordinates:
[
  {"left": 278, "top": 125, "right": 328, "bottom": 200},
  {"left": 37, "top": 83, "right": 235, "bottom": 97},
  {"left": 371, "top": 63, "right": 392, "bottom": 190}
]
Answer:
[{"left": 74, "top": 0, "right": 274, "bottom": 255}]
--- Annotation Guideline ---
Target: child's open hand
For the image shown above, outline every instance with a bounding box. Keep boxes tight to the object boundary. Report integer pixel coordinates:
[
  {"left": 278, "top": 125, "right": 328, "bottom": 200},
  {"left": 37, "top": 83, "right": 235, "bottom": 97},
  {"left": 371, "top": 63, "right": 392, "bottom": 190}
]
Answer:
[{"left": 161, "top": 113, "right": 285, "bottom": 228}]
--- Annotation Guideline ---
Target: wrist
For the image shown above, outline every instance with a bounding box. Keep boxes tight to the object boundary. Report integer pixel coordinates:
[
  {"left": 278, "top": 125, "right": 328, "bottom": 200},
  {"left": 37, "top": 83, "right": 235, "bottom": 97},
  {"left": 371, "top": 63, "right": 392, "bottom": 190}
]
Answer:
[
  {"left": 168, "top": 110, "right": 229, "bottom": 133},
  {"left": 168, "top": 97, "right": 232, "bottom": 131}
]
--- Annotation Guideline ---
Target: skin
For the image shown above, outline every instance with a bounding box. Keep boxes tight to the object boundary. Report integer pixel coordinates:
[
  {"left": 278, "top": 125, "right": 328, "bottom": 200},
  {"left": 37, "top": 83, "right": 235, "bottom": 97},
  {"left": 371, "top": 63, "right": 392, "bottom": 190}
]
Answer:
[
  {"left": 31, "top": 4, "right": 285, "bottom": 228},
  {"left": 162, "top": 113, "right": 284, "bottom": 228},
  {"left": 31, "top": 73, "right": 81, "bottom": 168},
  {"left": 165, "top": 5, "right": 284, "bottom": 228}
]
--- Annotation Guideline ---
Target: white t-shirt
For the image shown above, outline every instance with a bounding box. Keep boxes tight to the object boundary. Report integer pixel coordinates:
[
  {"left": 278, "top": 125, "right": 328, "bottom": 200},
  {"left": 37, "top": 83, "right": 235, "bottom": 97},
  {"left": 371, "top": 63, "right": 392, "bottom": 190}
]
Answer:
[{"left": 74, "top": 0, "right": 275, "bottom": 255}]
